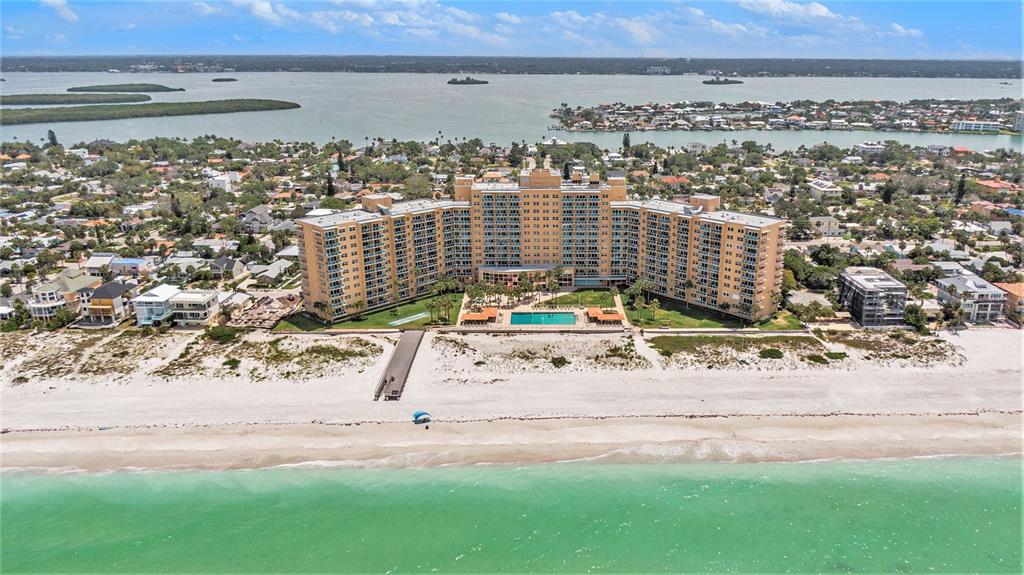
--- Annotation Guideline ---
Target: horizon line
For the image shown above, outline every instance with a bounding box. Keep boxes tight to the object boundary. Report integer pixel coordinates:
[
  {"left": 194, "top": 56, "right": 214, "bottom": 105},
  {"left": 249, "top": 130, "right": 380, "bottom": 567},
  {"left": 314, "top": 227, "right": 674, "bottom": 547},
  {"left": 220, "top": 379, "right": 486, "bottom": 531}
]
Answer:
[{"left": 2, "top": 54, "right": 1022, "bottom": 63}]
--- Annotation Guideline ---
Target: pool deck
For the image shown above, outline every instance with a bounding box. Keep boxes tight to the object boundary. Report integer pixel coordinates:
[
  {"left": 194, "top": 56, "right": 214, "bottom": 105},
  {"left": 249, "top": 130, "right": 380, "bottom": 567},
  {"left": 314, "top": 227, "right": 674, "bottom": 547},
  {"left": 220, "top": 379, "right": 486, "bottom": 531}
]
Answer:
[{"left": 453, "top": 291, "right": 631, "bottom": 332}]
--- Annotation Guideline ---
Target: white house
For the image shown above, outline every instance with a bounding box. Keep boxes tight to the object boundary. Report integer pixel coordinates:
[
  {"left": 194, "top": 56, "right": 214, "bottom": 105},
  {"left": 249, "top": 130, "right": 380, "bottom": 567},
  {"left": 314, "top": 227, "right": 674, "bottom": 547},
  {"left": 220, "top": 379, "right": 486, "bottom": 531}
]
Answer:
[
  {"left": 132, "top": 284, "right": 220, "bottom": 327},
  {"left": 936, "top": 274, "right": 1006, "bottom": 323},
  {"left": 807, "top": 179, "right": 843, "bottom": 200}
]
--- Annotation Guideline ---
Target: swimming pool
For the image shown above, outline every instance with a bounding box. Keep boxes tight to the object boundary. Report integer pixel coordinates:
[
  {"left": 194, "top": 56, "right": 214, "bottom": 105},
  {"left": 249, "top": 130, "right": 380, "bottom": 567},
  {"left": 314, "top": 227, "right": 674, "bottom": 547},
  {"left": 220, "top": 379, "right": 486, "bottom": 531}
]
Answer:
[{"left": 510, "top": 312, "right": 577, "bottom": 325}]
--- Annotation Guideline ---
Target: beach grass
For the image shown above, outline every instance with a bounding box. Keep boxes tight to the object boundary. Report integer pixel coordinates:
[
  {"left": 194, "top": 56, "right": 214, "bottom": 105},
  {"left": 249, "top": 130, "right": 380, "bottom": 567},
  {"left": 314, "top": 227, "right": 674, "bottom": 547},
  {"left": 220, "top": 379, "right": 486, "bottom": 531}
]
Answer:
[{"left": 648, "top": 334, "right": 823, "bottom": 356}]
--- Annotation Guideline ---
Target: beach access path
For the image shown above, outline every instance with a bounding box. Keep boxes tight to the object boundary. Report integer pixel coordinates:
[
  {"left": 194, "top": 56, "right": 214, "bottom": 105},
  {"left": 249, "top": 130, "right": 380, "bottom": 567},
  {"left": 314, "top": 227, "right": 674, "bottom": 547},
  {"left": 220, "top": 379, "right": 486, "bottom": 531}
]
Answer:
[{"left": 374, "top": 329, "right": 424, "bottom": 401}]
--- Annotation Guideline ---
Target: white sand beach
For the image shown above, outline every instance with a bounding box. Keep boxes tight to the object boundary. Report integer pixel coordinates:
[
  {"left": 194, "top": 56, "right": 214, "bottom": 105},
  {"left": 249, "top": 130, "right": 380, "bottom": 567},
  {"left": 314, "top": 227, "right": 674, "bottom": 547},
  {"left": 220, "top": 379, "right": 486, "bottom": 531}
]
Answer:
[{"left": 1, "top": 328, "right": 1021, "bottom": 470}]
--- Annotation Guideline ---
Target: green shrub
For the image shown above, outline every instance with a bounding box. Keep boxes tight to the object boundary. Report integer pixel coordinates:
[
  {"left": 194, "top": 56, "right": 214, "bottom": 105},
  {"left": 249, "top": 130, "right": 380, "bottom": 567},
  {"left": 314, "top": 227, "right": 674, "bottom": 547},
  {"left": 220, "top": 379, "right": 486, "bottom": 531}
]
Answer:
[
  {"left": 223, "top": 358, "right": 241, "bottom": 370},
  {"left": 824, "top": 351, "right": 848, "bottom": 360},
  {"left": 206, "top": 325, "right": 241, "bottom": 344},
  {"left": 804, "top": 354, "right": 829, "bottom": 364},
  {"left": 758, "top": 348, "right": 784, "bottom": 359},
  {"left": 474, "top": 360, "right": 486, "bottom": 366},
  {"left": 550, "top": 356, "right": 570, "bottom": 368}
]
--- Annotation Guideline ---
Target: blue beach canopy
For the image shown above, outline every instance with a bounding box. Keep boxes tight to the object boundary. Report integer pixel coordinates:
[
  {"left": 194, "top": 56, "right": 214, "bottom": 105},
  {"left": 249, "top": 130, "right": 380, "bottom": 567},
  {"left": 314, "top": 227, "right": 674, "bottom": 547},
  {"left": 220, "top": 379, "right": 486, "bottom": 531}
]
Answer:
[{"left": 412, "top": 411, "right": 432, "bottom": 424}]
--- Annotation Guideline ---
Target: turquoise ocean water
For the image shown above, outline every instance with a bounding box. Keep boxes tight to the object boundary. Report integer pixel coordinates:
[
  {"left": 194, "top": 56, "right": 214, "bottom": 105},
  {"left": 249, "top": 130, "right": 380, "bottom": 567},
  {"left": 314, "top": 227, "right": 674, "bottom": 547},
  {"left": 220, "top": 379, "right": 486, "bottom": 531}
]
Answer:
[{"left": 2, "top": 458, "right": 1020, "bottom": 573}]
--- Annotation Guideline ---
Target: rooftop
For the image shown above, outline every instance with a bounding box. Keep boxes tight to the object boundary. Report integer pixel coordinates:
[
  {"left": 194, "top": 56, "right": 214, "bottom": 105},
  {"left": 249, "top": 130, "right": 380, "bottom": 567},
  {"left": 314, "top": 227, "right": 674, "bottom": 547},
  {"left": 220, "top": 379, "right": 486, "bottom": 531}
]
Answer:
[
  {"left": 132, "top": 283, "right": 180, "bottom": 303},
  {"left": 171, "top": 290, "right": 218, "bottom": 304},
  {"left": 842, "top": 267, "right": 906, "bottom": 291},
  {"left": 937, "top": 274, "right": 1004, "bottom": 295},
  {"left": 701, "top": 210, "right": 785, "bottom": 228}
]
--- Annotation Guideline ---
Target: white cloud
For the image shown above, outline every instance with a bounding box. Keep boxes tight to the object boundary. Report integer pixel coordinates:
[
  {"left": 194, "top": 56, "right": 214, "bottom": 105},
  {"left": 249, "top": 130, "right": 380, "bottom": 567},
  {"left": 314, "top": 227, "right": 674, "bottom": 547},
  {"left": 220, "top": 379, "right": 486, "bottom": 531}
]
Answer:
[
  {"left": 309, "top": 9, "right": 374, "bottom": 33},
  {"left": 232, "top": 0, "right": 299, "bottom": 25},
  {"left": 46, "top": 32, "right": 68, "bottom": 43},
  {"left": 686, "top": 7, "right": 705, "bottom": 18},
  {"left": 405, "top": 28, "right": 438, "bottom": 39},
  {"left": 444, "top": 6, "right": 478, "bottom": 23},
  {"left": 494, "top": 12, "right": 522, "bottom": 25},
  {"left": 39, "top": 0, "right": 78, "bottom": 23},
  {"left": 888, "top": 22, "right": 923, "bottom": 38},
  {"left": 707, "top": 18, "right": 767, "bottom": 37},
  {"left": 446, "top": 21, "right": 507, "bottom": 46},
  {"left": 113, "top": 22, "right": 137, "bottom": 31},
  {"left": 616, "top": 17, "right": 657, "bottom": 45},
  {"left": 560, "top": 29, "right": 590, "bottom": 45},
  {"left": 191, "top": 2, "right": 222, "bottom": 15},
  {"left": 550, "top": 10, "right": 601, "bottom": 28},
  {"left": 4, "top": 26, "right": 26, "bottom": 40},
  {"left": 275, "top": 3, "right": 301, "bottom": 20},
  {"left": 736, "top": 0, "right": 839, "bottom": 20},
  {"left": 328, "top": 0, "right": 380, "bottom": 8}
]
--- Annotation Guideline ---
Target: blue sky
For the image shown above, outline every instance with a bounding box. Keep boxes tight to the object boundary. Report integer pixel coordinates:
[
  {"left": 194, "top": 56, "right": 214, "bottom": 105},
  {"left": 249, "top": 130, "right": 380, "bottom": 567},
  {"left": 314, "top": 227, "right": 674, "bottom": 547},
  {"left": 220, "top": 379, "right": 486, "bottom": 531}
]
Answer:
[{"left": 2, "top": 0, "right": 1021, "bottom": 59}]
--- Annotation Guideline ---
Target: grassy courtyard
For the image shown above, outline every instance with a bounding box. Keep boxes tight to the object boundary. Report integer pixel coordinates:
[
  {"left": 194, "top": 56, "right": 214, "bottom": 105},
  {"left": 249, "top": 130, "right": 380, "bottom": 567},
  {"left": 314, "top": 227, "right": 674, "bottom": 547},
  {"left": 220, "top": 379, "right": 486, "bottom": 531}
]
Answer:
[
  {"left": 623, "top": 295, "right": 742, "bottom": 329},
  {"left": 548, "top": 289, "right": 617, "bottom": 308},
  {"left": 753, "top": 310, "right": 804, "bottom": 331},
  {"left": 274, "top": 293, "right": 463, "bottom": 331}
]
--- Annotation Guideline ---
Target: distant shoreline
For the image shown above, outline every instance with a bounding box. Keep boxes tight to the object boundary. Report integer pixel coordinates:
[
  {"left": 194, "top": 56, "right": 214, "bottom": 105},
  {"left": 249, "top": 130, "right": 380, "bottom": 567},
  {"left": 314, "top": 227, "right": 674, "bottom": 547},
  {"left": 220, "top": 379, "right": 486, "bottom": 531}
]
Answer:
[{"left": 1, "top": 56, "right": 1020, "bottom": 79}]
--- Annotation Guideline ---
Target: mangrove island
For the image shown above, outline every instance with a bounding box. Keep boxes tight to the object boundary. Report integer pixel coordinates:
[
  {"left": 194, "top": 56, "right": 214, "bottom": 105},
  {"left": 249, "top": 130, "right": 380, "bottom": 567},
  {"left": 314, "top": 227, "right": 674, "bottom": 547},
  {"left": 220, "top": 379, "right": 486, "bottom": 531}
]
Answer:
[
  {"left": 67, "top": 83, "right": 185, "bottom": 93},
  {"left": 0, "top": 93, "right": 152, "bottom": 105},
  {"left": 1, "top": 99, "right": 301, "bottom": 125}
]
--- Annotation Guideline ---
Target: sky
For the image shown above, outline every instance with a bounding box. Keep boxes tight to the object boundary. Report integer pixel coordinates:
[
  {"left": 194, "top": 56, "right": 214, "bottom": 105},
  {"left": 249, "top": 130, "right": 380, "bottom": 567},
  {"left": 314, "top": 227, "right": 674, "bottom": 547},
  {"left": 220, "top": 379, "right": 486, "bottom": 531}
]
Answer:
[{"left": 2, "top": 0, "right": 1021, "bottom": 59}]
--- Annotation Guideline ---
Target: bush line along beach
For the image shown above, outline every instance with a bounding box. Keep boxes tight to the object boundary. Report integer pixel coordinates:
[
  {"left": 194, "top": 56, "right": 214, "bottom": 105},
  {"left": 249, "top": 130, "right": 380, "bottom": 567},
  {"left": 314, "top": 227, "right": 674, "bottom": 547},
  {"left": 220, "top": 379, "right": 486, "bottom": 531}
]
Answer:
[{"left": 1, "top": 99, "right": 302, "bottom": 125}]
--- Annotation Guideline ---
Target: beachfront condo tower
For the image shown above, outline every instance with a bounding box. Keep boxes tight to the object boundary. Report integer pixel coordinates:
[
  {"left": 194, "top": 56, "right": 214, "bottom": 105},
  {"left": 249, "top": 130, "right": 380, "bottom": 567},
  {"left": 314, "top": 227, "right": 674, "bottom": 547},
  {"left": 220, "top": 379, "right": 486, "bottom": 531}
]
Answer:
[{"left": 296, "top": 168, "right": 785, "bottom": 322}]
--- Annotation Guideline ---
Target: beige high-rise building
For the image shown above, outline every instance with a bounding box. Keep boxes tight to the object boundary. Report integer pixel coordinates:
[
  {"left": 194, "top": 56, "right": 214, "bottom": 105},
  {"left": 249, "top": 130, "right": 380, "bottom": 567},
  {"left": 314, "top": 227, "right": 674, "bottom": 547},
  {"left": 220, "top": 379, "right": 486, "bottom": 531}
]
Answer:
[{"left": 296, "top": 169, "right": 785, "bottom": 322}]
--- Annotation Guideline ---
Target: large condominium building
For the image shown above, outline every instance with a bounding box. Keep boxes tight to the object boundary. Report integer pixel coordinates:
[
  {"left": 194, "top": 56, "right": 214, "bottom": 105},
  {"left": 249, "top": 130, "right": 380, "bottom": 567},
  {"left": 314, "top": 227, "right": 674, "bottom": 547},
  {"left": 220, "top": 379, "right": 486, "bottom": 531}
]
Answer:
[
  {"left": 296, "top": 168, "right": 785, "bottom": 322},
  {"left": 950, "top": 120, "right": 1002, "bottom": 133},
  {"left": 837, "top": 266, "right": 908, "bottom": 327}
]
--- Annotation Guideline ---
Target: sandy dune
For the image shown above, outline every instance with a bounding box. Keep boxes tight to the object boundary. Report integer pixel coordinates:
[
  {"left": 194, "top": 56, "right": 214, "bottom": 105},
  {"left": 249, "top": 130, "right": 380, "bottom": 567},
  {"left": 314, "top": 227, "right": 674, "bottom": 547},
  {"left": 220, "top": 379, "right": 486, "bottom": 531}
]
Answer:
[{"left": 1, "top": 328, "right": 1020, "bottom": 470}]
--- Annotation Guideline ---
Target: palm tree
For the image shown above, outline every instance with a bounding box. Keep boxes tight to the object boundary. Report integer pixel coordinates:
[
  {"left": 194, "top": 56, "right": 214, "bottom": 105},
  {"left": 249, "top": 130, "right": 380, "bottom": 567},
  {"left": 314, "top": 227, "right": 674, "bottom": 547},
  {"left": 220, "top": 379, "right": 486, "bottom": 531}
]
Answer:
[
  {"left": 627, "top": 277, "right": 655, "bottom": 307},
  {"left": 648, "top": 298, "right": 661, "bottom": 322},
  {"left": 608, "top": 286, "right": 619, "bottom": 309},
  {"left": 350, "top": 300, "right": 366, "bottom": 321},
  {"left": 466, "top": 283, "right": 484, "bottom": 307}
]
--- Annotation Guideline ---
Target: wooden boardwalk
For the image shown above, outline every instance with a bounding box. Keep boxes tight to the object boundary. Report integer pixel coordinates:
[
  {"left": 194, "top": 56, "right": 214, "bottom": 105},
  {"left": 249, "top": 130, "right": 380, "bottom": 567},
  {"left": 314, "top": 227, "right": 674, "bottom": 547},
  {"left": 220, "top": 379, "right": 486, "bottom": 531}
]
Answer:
[{"left": 374, "top": 330, "right": 424, "bottom": 401}]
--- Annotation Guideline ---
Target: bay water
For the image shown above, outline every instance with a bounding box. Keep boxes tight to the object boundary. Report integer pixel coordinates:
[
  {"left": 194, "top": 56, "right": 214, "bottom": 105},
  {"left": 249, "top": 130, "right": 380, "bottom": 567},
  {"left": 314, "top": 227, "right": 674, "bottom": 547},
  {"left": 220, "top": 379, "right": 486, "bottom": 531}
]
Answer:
[{"left": 2, "top": 72, "right": 1021, "bottom": 151}]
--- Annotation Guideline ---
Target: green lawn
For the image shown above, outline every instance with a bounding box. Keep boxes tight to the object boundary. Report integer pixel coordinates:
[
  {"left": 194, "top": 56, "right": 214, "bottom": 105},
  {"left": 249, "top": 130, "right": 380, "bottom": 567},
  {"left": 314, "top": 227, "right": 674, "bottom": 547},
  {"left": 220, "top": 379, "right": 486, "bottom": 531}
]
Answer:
[
  {"left": 754, "top": 310, "right": 804, "bottom": 331},
  {"left": 623, "top": 295, "right": 742, "bottom": 329},
  {"left": 273, "top": 293, "right": 464, "bottom": 331},
  {"left": 272, "top": 313, "right": 326, "bottom": 333},
  {"left": 331, "top": 293, "right": 464, "bottom": 329},
  {"left": 548, "top": 289, "right": 617, "bottom": 308}
]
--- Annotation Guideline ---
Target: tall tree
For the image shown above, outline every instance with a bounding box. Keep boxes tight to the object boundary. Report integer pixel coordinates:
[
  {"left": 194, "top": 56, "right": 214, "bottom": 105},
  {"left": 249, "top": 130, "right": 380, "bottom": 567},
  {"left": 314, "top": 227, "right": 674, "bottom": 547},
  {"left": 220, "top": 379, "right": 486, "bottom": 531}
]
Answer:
[
  {"left": 622, "top": 132, "right": 631, "bottom": 155},
  {"left": 46, "top": 130, "right": 59, "bottom": 148},
  {"left": 953, "top": 174, "right": 967, "bottom": 205}
]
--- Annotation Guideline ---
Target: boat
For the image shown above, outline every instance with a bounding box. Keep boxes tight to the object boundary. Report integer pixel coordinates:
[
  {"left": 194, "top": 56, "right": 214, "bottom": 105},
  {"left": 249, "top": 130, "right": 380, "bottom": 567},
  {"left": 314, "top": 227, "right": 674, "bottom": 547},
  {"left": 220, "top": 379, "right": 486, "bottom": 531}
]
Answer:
[
  {"left": 702, "top": 76, "right": 744, "bottom": 85},
  {"left": 448, "top": 76, "right": 489, "bottom": 85}
]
